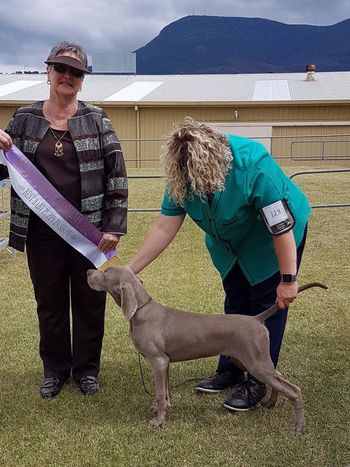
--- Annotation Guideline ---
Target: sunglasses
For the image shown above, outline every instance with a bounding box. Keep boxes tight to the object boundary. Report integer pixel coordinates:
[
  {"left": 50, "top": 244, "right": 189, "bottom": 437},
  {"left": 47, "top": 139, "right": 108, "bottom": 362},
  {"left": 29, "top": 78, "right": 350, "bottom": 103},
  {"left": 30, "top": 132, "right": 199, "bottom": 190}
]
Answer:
[{"left": 51, "top": 63, "right": 85, "bottom": 78}]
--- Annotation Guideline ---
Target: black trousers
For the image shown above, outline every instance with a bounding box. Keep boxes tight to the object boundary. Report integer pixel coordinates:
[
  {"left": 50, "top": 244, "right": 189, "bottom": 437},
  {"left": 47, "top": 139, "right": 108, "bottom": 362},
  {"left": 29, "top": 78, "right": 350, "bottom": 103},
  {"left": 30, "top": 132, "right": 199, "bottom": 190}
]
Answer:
[
  {"left": 218, "top": 228, "right": 307, "bottom": 379},
  {"left": 26, "top": 218, "right": 106, "bottom": 380}
]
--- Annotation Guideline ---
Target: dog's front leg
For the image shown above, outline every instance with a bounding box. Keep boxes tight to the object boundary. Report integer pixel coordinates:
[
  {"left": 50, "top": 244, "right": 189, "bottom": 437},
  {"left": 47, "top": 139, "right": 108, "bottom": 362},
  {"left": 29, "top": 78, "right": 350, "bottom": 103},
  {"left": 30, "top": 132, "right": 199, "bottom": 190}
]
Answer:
[
  {"left": 165, "top": 364, "right": 171, "bottom": 408},
  {"left": 148, "top": 355, "right": 170, "bottom": 428},
  {"left": 150, "top": 364, "right": 171, "bottom": 417}
]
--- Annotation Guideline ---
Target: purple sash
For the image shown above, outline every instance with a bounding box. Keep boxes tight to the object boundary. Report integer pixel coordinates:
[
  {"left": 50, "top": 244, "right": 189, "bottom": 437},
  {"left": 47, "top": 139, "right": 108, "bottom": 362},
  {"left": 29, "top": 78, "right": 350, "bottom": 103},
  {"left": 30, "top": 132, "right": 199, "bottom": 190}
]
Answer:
[{"left": 0, "top": 146, "right": 116, "bottom": 267}]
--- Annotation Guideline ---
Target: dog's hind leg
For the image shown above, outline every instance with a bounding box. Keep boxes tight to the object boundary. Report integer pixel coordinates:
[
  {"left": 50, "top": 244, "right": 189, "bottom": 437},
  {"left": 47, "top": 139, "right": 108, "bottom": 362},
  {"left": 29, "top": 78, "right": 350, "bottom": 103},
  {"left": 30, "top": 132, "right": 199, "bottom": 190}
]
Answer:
[
  {"left": 148, "top": 355, "right": 170, "bottom": 428},
  {"left": 261, "top": 371, "right": 283, "bottom": 409},
  {"left": 250, "top": 366, "right": 305, "bottom": 435},
  {"left": 273, "top": 374, "right": 305, "bottom": 435}
]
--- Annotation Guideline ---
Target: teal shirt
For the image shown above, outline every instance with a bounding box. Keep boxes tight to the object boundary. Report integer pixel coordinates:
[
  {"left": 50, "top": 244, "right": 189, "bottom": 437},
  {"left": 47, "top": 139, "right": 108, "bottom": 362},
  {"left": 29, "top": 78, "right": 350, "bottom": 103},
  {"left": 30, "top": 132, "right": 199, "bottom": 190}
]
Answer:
[{"left": 161, "top": 134, "right": 311, "bottom": 285}]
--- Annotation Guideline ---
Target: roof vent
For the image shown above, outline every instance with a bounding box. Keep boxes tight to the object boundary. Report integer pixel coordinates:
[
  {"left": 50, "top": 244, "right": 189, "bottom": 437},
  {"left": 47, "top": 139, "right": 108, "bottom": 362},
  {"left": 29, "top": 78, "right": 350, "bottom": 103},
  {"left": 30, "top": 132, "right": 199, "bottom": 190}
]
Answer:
[{"left": 305, "top": 64, "right": 316, "bottom": 81}]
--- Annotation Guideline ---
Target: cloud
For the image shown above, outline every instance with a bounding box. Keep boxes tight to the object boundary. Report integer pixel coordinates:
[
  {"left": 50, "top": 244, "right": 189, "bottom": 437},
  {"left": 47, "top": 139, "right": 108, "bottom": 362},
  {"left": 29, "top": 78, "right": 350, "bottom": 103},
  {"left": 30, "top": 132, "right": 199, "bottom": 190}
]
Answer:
[{"left": 0, "top": 0, "right": 348, "bottom": 72}]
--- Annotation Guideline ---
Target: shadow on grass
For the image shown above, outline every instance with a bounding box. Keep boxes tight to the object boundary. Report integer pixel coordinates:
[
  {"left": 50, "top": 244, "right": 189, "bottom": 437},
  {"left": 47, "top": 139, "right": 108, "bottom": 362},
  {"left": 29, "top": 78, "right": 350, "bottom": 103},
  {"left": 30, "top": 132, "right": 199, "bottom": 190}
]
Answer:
[{"left": 0, "top": 359, "right": 295, "bottom": 435}]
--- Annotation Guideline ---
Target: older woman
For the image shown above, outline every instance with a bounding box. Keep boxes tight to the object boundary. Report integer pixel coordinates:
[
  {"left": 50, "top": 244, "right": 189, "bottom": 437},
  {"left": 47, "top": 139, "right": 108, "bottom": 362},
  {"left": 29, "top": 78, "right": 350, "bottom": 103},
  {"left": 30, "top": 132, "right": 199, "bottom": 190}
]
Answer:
[
  {"left": 127, "top": 118, "right": 310, "bottom": 412},
  {"left": 0, "top": 41, "right": 128, "bottom": 398}
]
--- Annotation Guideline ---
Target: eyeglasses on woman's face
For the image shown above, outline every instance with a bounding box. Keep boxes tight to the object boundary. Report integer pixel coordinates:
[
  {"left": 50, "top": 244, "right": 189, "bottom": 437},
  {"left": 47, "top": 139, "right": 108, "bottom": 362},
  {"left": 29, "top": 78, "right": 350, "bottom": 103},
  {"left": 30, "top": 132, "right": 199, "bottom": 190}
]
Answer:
[{"left": 51, "top": 63, "right": 85, "bottom": 78}]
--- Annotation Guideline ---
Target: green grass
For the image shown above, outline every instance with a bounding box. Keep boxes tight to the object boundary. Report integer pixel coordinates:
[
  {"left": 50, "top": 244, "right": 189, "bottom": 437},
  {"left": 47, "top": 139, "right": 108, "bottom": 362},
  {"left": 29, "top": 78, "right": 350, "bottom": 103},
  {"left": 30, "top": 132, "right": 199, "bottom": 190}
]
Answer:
[{"left": 0, "top": 169, "right": 349, "bottom": 466}]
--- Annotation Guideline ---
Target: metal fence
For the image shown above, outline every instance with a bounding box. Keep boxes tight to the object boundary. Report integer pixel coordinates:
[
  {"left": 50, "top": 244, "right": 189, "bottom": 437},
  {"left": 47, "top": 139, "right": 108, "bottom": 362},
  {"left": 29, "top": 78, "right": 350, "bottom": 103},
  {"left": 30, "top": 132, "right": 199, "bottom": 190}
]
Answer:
[
  {"left": 120, "top": 134, "right": 350, "bottom": 169},
  {"left": 289, "top": 168, "right": 350, "bottom": 208},
  {"left": 0, "top": 179, "right": 14, "bottom": 255},
  {"left": 128, "top": 168, "right": 350, "bottom": 212},
  {"left": 290, "top": 139, "right": 350, "bottom": 161},
  {"left": 1, "top": 146, "right": 349, "bottom": 256}
]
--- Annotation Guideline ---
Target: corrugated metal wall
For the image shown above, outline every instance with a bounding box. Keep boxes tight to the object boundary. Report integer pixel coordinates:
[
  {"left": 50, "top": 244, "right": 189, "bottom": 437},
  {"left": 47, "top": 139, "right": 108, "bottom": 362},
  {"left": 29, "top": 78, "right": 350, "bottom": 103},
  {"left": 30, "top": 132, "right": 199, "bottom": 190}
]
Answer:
[
  {"left": 100, "top": 104, "right": 350, "bottom": 168},
  {"left": 1, "top": 102, "right": 350, "bottom": 168},
  {"left": 0, "top": 106, "right": 17, "bottom": 130},
  {"left": 231, "top": 104, "right": 350, "bottom": 122}
]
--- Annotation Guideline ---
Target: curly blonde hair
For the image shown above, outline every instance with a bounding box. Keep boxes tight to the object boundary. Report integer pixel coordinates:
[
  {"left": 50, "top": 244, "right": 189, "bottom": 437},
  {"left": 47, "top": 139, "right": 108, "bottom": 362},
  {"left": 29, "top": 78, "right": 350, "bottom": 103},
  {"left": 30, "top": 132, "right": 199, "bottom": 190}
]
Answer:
[{"left": 160, "top": 117, "right": 232, "bottom": 206}]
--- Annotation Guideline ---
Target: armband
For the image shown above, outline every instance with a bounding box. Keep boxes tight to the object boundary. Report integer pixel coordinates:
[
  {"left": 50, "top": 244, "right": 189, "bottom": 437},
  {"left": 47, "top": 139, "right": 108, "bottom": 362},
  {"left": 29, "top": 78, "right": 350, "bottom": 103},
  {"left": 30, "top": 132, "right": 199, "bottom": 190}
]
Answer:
[{"left": 260, "top": 199, "right": 295, "bottom": 236}]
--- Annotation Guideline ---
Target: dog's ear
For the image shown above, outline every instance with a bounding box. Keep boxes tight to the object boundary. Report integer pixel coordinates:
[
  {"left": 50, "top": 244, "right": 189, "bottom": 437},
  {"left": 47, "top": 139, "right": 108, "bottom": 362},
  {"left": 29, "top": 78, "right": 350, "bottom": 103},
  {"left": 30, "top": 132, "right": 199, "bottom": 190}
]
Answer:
[{"left": 116, "top": 282, "right": 138, "bottom": 320}]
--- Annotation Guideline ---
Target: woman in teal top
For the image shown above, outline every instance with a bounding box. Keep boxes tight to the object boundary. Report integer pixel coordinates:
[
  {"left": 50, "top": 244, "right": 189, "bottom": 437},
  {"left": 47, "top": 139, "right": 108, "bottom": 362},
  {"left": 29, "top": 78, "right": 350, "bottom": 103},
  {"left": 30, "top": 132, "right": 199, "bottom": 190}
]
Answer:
[{"left": 128, "top": 118, "right": 310, "bottom": 412}]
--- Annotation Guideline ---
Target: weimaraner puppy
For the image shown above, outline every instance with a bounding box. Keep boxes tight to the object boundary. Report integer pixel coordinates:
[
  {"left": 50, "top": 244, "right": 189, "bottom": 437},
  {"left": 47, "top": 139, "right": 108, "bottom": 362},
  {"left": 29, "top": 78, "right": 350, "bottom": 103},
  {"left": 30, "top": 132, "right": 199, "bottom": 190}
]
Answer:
[{"left": 87, "top": 266, "right": 327, "bottom": 434}]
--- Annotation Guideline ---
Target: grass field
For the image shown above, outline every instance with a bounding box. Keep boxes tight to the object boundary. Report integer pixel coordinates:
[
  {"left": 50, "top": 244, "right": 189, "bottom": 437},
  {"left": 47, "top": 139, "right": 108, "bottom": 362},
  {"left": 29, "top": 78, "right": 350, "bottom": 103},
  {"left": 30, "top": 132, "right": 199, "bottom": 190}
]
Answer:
[{"left": 0, "top": 169, "right": 349, "bottom": 466}]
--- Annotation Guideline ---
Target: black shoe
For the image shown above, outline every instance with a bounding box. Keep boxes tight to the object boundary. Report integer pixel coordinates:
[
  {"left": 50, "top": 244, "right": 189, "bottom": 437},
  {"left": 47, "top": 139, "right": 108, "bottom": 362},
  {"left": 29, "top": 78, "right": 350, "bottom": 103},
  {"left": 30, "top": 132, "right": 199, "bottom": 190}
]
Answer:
[
  {"left": 78, "top": 376, "right": 99, "bottom": 395},
  {"left": 40, "top": 377, "right": 65, "bottom": 399},
  {"left": 196, "top": 371, "right": 245, "bottom": 393},
  {"left": 224, "top": 378, "right": 267, "bottom": 411}
]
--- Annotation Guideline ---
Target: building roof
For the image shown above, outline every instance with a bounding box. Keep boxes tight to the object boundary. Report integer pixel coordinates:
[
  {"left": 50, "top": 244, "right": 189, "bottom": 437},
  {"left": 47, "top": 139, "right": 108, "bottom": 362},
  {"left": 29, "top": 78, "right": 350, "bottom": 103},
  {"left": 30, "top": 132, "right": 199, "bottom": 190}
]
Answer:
[{"left": 0, "top": 72, "right": 349, "bottom": 105}]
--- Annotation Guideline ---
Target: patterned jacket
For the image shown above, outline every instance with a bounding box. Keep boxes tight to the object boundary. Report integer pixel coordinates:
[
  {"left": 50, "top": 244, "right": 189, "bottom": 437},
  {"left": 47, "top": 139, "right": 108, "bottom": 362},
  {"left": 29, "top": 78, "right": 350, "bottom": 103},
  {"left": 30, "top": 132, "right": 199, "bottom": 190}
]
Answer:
[{"left": 0, "top": 100, "right": 128, "bottom": 252}]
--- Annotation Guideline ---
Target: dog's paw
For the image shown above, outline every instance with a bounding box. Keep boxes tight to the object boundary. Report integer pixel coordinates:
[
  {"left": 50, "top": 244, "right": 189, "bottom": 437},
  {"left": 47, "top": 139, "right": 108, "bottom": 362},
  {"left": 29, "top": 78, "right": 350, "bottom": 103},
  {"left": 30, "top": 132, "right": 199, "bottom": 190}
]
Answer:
[
  {"left": 261, "top": 389, "right": 278, "bottom": 409},
  {"left": 150, "top": 403, "right": 158, "bottom": 417},
  {"left": 149, "top": 417, "right": 165, "bottom": 429},
  {"left": 261, "top": 399, "right": 277, "bottom": 410},
  {"left": 289, "top": 423, "right": 305, "bottom": 436}
]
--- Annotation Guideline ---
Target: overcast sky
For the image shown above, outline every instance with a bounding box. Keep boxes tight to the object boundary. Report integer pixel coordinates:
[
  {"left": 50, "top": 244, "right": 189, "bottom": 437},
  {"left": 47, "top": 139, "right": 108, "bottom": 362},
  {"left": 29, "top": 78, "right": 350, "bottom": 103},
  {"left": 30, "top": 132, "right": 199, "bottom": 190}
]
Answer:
[{"left": 0, "top": 0, "right": 349, "bottom": 72}]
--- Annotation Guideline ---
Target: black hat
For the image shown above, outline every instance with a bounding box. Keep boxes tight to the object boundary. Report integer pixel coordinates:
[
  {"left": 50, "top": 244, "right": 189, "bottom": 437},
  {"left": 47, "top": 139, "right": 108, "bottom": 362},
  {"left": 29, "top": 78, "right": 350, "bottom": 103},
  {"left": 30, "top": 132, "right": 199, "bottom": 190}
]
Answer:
[{"left": 45, "top": 55, "right": 89, "bottom": 73}]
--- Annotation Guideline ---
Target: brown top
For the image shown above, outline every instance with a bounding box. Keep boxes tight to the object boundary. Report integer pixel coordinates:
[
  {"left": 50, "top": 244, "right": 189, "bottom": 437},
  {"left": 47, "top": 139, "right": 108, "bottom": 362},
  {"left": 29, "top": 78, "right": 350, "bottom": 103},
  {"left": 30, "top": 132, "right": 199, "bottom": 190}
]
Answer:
[
  {"left": 35, "top": 128, "right": 81, "bottom": 209},
  {"left": 29, "top": 128, "right": 81, "bottom": 232}
]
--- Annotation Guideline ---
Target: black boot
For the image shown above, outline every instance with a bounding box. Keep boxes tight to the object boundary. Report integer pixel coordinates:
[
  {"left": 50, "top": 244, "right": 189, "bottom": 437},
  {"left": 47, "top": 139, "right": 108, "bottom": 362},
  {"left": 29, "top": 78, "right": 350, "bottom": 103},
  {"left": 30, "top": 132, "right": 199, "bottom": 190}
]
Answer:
[
  {"left": 196, "top": 371, "right": 245, "bottom": 393},
  {"left": 77, "top": 376, "right": 99, "bottom": 395},
  {"left": 224, "top": 377, "right": 266, "bottom": 411},
  {"left": 40, "top": 377, "right": 66, "bottom": 399}
]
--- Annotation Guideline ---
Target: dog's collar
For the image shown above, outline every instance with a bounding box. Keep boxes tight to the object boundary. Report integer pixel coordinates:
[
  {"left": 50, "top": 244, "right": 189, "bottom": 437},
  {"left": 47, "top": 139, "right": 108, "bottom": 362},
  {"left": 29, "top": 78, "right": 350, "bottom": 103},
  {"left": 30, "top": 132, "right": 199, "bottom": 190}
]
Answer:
[{"left": 136, "top": 296, "right": 152, "bottom": 312}]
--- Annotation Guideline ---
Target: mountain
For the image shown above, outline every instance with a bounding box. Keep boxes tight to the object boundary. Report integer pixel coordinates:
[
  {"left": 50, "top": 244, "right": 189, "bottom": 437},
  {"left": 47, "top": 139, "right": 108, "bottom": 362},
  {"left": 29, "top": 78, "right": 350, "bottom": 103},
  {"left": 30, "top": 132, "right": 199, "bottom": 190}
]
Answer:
[{"left": 135, "top": 16, "right": 350, "bottom": 74}]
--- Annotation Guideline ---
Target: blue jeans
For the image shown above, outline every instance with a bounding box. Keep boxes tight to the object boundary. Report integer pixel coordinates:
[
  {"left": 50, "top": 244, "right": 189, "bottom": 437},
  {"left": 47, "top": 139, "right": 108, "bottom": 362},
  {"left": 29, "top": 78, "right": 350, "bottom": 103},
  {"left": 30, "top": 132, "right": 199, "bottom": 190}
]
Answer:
[{"left": 218, "top": 228, "right": 307, "bottom": 379}]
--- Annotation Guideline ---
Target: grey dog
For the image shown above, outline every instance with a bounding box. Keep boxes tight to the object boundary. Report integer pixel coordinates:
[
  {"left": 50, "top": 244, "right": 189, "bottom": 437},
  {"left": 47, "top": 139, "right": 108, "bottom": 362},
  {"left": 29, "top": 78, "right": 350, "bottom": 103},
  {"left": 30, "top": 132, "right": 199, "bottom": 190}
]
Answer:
[{"left": 87, "top": 265, "right": 327, "bottom": 434}]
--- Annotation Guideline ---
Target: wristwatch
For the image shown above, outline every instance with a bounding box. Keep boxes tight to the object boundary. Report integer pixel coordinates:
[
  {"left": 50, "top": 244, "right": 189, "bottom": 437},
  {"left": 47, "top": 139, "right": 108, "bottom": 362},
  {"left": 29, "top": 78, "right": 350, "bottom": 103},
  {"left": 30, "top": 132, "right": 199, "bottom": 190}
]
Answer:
[{"left": 280, "top": 273, "right": 297, "bottom": 283}]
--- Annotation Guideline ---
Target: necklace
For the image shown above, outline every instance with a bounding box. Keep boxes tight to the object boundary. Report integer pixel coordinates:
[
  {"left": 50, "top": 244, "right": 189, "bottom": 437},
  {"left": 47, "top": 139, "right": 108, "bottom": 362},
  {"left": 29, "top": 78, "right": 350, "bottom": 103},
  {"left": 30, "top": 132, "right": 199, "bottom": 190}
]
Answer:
[
  {"left": 44, "top": 101, "right": 78, "bottom": 128},
  {"left": 50, "top": 128, "right": 68, "bottom": 157},
  {"left": 51, "top": 119, "right": 66, "bottom": 128}
]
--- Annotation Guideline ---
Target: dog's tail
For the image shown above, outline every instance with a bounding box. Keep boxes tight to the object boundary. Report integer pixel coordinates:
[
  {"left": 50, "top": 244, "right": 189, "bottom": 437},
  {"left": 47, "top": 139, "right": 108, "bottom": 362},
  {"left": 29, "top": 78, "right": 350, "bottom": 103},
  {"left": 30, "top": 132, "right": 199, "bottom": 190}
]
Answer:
[{"left": 255, "top": 282, "right": 328, "bottom": 323}]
